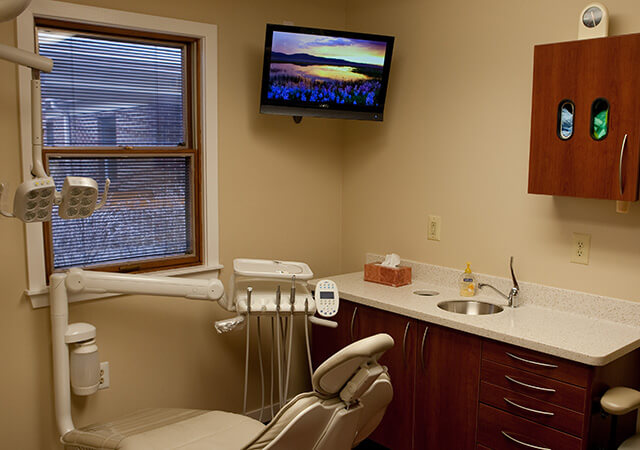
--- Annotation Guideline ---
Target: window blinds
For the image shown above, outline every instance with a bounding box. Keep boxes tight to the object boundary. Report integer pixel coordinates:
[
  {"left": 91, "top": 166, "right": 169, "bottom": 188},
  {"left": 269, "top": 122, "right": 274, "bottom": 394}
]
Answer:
[
  {"left": 48, "top": 157, "right": 193, "bottom": 269},
  {"left": 37, "top": 27, "right": 186, "bottom": 147}
]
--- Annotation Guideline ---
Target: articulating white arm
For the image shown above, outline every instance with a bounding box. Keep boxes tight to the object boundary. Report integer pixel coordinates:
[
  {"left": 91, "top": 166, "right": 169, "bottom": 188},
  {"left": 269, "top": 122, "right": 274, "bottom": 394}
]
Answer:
[
  {"left": 50, "top": 269, "right": 225, "bottom": 438},
  {"left": 0, "top": 43, "right": 53, "bottom": 72},
  {"left": 65, "top": 268, "right": 224, "bottom": 301}
]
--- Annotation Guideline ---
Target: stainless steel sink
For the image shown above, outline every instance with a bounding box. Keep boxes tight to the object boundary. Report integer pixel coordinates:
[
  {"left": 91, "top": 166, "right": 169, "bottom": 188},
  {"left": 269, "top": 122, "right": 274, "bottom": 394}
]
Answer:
[{"left": 437, "top": 300, "right": 503, "bottom": 315}]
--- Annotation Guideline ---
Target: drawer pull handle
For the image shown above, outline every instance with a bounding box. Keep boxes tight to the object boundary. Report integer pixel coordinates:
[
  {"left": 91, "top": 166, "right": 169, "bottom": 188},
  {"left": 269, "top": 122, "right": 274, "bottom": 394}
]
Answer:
[
  {"left": 420, "top": 326, "right": 429, "bottom": 370},
  {"left": 502, "top": 431, "right": 551, "bottom": 450},
  {"left": 402, "top": 321, "right": 411, "bottom": 366},
  {"left": 504, "top": 397, "right": 555, "bottom": 416},
  {"left": 620, "top": 133, "right": 628, "bottom": 196},
  {"left": 506, "top": 352, "right": 558, "bottom": 369},
  {"left": 350, "top": 307, "right": 358, "bottom": 342},
  {"left": 505, "top": 375, "right": 556, "bottom": 393}
]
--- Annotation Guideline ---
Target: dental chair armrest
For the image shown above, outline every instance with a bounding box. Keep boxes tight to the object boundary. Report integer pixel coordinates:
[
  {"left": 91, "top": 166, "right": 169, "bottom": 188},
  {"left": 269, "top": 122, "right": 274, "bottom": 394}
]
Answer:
[{"left": 601, "top": 387, "right": 640, "bottom": 415}]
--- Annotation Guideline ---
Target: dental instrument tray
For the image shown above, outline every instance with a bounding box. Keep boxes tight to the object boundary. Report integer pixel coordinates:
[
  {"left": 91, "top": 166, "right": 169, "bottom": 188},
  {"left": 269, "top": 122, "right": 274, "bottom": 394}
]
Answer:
[{"left": 233, "top": 258, "right": 313, "bottom": 280}]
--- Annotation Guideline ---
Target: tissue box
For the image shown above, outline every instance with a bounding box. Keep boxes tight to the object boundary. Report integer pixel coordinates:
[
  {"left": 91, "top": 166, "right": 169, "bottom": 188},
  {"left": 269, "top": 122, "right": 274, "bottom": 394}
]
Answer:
[{"left": 364, "top": 263, "right": 412, "bottom": 287}]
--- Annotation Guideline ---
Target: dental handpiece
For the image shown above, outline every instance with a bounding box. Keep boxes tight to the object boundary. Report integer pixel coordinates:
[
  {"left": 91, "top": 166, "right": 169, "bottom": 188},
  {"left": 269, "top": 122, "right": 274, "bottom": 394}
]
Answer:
[
  {"left": 276, "top": 285, "right": 281, "bottom": 312},
  {"left": 289, "top": 275, "right": 296, "bottom": 313},
  {"left": 247, "top": 286, "right": 253, "bottom": 313}
]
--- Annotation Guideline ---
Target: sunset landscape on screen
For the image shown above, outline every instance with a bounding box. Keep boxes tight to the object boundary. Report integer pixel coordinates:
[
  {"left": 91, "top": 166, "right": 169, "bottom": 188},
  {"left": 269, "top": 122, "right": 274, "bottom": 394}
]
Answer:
[{"left": 267, "top": 31, "right": 388, "bottom": 107}]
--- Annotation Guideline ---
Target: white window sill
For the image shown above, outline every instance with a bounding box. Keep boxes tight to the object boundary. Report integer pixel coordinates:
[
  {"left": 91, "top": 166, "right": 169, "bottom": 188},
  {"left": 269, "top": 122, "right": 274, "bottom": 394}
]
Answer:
[{"left": 27, "top": 263, "right": 224, "bottom": 309}]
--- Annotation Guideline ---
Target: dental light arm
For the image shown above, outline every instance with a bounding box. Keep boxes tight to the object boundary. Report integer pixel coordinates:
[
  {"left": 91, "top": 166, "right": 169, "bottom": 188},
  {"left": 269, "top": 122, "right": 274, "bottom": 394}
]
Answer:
[
  {"left": 50, "top": 269, "right": 225, "bottom": 437},
  {"left": 0, "top": 0, "right": 53, "bottom": 179},
  {"left": 0, "top": 0, "right": 110, "bottom": 222},
  {"left": 0, "top": 43, "right": 53, "bottom": 73},
  {"left": 0, "top": 0, "right": 31, "bottom": 23}
]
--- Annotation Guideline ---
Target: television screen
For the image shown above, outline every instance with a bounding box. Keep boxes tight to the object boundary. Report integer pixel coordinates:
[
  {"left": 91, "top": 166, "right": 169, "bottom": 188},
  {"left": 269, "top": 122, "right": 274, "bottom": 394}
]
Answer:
[{"left": 260, "top": 24, "right": 394, "bottom": 121}]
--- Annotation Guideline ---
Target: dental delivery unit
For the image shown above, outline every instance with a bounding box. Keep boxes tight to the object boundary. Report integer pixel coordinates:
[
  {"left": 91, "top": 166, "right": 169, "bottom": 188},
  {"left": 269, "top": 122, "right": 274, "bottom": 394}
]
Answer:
[
  {"left": 214, "top": 259, "right": 339, "bottom": 420},
  {"left": 49, "top": 260, "right": 394, "bottom": 449}
]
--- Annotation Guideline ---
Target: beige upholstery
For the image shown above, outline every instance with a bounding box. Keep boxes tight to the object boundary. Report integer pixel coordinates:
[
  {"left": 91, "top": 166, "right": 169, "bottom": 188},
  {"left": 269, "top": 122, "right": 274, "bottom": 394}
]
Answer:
[
  {"left": 601, "top": 387, "right": 640, "bottom": 450},
  {"left": 64, "top": 333, "right": 394, "bottom": 450},
  {"left": 601, "top": 387, "right": 640, "bottom": 416},
  {"left": 620, "top": 433, "right": 640, "bottom": 450},
  {"left": 352, "top": 373, "right": 393, "bottom": 446},
  {"left": 244, "top": 393, "right": 342, "bottom": 450},
  {"left": 244, "top": 333, "right": 394, "bottom": 449},
  {"left": 63, "top": 408, "right": 265, "bottom": 450},
  {"left": 312, "top": 333, "right": 394, "bottom": 396}
]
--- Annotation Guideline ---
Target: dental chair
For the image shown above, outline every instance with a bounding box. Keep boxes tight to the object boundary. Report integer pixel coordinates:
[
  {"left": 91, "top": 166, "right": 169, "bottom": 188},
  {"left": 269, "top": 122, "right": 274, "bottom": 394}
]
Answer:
[
  {"left": 62, "top": 333, "right": 394, "bottom": 450},
  {"left": 600, "top": 387, "right": 640, "bottom": 449}
]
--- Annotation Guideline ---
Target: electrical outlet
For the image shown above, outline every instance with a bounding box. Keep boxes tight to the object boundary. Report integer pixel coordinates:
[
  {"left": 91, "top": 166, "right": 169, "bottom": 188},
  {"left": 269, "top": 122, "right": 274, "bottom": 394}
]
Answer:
[
  {"left": 427, "top": 215, "right": 441, "bottom": 241},
  {"left": 571, "top": 232, "right": 591, "bottom": 265},
  {"left": 99, "top": 361, "right": 110, "bottom": 390}
]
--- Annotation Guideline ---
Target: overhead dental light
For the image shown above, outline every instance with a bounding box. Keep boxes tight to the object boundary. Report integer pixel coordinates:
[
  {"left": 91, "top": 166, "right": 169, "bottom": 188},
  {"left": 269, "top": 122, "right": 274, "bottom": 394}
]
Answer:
[{"left": 0, "top": 0, "right": 109, "bottom": 223}]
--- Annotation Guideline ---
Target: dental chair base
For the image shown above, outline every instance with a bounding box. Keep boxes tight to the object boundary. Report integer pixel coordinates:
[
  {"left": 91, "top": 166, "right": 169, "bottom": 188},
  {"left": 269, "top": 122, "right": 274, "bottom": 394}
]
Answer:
[{"left": 62, "top": 333, "right": 394, "bottom": 450}]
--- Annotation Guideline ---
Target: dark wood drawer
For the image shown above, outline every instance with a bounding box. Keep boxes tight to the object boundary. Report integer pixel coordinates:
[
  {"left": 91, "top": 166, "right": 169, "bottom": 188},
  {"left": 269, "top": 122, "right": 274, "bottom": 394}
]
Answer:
[
  {"left": 480, "top": 381, "right": 585, "bottom": 436},
  {"left": 482, "top": 359, "right": 587, "bottom": 413},
  {"left": 483, "top": 340, "right": 590, "bottom": 387},
  {"left": 478, "top": 403, "right": 582, "bottom": 450}
]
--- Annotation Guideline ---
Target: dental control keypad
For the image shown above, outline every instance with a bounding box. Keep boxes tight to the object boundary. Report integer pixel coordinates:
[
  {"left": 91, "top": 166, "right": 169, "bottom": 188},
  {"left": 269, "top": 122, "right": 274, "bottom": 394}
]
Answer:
[{"left": 314, "top": 279, "right": 339, "bottom": 318}]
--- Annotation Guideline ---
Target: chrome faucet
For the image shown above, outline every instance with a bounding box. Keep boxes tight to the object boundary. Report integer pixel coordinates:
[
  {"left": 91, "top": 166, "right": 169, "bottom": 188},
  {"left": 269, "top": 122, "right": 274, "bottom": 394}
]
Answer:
[{"left": 478, "top": 256, "right": 520, "bottom": 308}]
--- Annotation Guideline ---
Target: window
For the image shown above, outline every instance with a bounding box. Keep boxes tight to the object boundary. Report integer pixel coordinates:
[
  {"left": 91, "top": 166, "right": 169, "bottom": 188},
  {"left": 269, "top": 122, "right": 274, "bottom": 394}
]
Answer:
[
  {"left": 590, "top": 98, "right": 609, "bottom": 141},
  {"left": 17, "top": 2, "right": 219, "bottom": 307},
  {"left": 557, "top": 100, "right": 574, "bottom": 140},
  {"left": 37, "top": 20, "right": 202, "bottom": 275}
]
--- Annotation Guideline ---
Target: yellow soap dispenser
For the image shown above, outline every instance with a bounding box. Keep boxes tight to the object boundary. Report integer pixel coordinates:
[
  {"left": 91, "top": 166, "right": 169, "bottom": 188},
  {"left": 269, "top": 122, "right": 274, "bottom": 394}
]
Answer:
[{"left": 459, "top": 262, "right": 476, "bottom": 297}]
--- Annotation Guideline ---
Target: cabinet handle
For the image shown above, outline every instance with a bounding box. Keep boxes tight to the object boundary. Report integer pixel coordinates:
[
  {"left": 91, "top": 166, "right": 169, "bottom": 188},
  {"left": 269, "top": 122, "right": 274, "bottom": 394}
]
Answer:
[
  {"left": 350, "top": 307, "right": 358, "bottom": 342},
  {"left": 501, "top": 431, "right": 551, "bottom": 450},
  {"left": 505, "top": 375, "right": 556, "bottom": 393},
  {"left": 505, "top": 352, "right": 558, "bottom": 369},
  {"left": 420, "top": 326, "right": 429, "bottom": 370},
  {"left": 619, "top": 133, "right": 628, "bottom": 197},
  {"left": 402, "top": 321, "right": 411, "bottom": 366},
  {"left": 504, "top": 397, "right": 555, "bottom": 416}
]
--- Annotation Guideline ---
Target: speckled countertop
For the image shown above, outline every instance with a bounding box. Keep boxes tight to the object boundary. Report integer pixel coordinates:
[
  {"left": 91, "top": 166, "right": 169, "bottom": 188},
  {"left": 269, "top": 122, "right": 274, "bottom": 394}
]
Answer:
[{"left": 310, "top": 271, "right": 640, "bottom": 366}]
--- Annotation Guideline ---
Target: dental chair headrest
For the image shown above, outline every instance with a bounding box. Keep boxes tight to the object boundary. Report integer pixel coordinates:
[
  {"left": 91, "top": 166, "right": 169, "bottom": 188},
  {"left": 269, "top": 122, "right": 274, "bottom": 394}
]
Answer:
[{"left": 312, "top": 333, "right": 394, "bottom": 396}]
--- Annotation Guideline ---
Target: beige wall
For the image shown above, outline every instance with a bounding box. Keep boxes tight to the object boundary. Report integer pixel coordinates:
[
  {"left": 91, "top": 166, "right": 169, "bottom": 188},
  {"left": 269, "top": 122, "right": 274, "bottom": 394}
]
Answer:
[
  {"left": 343, "top": 0, "right": 640, "bottom": 302},
  {"left": 0, "top": 1, "right": 345, "bottom": 448},
  {"left": 4, "top": 0, "right": 640, "bottom": 447}
]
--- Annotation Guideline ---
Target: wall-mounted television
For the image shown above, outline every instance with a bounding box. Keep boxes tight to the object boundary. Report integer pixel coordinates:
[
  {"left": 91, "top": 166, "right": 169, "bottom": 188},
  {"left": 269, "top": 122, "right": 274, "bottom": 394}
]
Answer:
[{"left": 260, "top": 24, "right": 395, "bottom": 121}]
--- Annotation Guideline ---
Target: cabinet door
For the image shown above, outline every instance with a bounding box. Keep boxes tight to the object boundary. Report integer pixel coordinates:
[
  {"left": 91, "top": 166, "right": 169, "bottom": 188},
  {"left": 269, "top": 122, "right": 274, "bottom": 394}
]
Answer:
[
  {"left": 353, "top": 304, "right": 417, "bottom": 450},
  {"left": 311, "top": 300, "right": 354, "bottom": 369},
  {"left": 414, "top": 323, "right": 482, "bottom": 450},
  {"left": 528, "top": 33, "right": 640, "bottom": 200}
]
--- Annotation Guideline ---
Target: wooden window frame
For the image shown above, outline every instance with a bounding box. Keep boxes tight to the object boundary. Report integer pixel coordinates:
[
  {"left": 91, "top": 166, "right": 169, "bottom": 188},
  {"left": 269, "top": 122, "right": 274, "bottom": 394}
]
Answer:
[{"left": 36, "top": 18, "right": 204, "bottom": 277}]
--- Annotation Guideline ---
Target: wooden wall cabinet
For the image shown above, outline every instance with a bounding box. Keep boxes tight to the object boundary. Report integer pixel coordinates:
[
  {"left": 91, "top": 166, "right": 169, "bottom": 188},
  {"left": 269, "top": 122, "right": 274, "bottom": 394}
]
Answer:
[
  {"left": 528, "top": 33, "right": 640, "bottom": 200},
  {"left": 312, "top": 299, "right": 640, "bottom": 449}
]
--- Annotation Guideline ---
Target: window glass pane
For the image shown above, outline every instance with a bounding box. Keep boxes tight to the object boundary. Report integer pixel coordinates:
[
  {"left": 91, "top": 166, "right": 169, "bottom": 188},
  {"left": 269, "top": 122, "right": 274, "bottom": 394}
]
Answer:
[
  {"left": 590, "top": 98, "right": 609, "bottom": 141},
  {"left": 48, "top": 157, "right": 193, "bottom": 269},
  {"left": 557, "top": 100, "right": 574, "bottom": 140},
  {"left": 37, "top": 28, "right": 185, "bottom": 147}
]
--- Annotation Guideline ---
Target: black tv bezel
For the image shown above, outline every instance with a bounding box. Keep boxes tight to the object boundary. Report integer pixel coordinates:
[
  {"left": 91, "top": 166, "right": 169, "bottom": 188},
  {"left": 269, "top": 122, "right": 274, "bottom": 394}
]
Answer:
[{"left": 259, "top": 24, "right": 395, "bottom": 122}]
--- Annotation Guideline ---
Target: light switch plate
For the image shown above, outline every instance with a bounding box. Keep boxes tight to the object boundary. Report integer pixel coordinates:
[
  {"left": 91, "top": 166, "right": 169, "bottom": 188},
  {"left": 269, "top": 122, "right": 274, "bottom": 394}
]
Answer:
[
  {"left": 571, "top": 232, "right": 591, "bottom": 265},
  {"left": 428, "top": 215, "right": 441, "bottom": 241}
]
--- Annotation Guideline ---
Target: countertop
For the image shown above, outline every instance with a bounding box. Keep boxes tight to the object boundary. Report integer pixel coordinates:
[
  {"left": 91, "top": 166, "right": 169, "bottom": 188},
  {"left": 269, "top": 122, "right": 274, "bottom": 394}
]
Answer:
[{"left": 310, "top": 272, "right": 640, "bottom": 366}]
